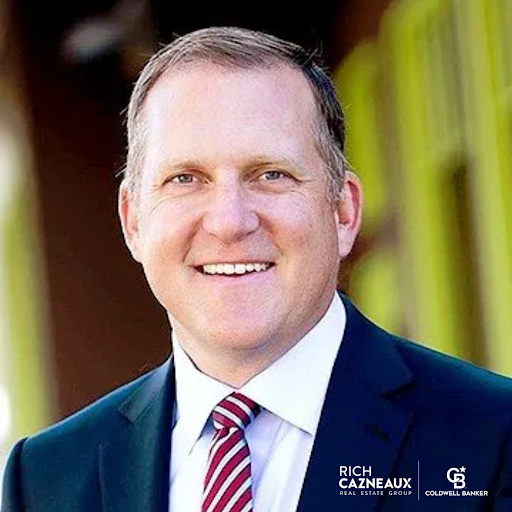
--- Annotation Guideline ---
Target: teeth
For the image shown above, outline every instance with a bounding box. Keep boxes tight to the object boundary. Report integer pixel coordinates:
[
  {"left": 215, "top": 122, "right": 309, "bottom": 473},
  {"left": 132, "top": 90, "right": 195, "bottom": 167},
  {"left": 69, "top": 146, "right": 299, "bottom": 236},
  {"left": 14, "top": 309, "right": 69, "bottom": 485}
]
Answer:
[{"left": 202, "top": 263, "right": 271, "bottom": 275}]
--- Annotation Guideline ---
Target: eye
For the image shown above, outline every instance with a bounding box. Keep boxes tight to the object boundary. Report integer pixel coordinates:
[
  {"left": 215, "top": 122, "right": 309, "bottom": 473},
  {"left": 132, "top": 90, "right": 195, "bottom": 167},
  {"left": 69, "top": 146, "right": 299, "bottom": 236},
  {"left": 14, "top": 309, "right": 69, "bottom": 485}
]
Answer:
[
  {"left": 260, "top": 170, "right": 287, "bottom": 181},
  {"left": 169, "top": 173, "right": 198, "bottom": 184}
]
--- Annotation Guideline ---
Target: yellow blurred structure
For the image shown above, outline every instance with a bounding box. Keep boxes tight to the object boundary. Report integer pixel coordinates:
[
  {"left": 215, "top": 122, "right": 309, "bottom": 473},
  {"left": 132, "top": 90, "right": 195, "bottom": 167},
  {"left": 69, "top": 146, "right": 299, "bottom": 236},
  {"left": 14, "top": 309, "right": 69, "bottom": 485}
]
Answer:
[
  {"left": 0, "top": 0, "right": 53, "bottom": 491},
  {"left": 335, "top": 0, "right": 512, "bottom": 375}
]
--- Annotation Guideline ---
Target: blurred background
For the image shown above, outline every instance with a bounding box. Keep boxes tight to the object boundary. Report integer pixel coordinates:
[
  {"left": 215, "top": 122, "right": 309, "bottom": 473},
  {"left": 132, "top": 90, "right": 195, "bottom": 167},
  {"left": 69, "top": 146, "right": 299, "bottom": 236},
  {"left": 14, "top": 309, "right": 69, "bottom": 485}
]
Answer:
[{"left": 1, "top": 0, "right": 511, "bottom": 488}]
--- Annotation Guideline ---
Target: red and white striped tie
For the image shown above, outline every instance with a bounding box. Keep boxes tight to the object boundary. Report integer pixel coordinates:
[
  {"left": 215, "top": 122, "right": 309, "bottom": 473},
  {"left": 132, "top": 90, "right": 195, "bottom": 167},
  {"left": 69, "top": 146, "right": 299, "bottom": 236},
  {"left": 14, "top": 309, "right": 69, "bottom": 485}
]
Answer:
[{"left": 202, "top": 392, "right": 261, "bottom": 512}]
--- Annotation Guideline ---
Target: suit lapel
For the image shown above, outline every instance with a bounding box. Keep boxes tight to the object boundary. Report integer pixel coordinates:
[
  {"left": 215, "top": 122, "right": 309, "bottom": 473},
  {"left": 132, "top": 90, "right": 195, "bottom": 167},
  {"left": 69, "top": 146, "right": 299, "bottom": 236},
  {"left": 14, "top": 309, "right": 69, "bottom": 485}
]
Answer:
[
  {"left": 296, "top": 295, "right": 414, "bottom": 512},
  {"left": 100, "top": 359, "right": 175, "bottom": 512}
]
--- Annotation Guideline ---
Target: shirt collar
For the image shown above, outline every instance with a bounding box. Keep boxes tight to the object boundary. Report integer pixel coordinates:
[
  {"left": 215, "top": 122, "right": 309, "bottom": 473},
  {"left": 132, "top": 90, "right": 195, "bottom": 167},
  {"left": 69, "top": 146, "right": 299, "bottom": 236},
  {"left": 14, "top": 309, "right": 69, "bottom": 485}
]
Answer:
[
  {"left": 172, "top": 293, "right": 346, "bottom": 438},
  {"left": 172, "top": 336, "right": 233, "bottom": 447}
]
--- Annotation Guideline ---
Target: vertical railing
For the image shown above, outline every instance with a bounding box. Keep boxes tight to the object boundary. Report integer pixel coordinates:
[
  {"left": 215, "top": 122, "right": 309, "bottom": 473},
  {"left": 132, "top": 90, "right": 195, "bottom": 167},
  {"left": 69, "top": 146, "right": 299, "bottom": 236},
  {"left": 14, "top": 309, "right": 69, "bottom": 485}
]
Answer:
[{"left": 335, "top": 0, "right": 512, "bottom": 374}]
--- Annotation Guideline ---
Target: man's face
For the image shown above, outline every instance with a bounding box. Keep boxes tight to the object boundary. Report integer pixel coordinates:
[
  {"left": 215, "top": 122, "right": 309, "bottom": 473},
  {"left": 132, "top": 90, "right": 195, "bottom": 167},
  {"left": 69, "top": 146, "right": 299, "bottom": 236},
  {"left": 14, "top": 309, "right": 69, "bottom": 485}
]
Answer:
[{"left": 120, "top": 64, "right": 361, "bottom": 376}]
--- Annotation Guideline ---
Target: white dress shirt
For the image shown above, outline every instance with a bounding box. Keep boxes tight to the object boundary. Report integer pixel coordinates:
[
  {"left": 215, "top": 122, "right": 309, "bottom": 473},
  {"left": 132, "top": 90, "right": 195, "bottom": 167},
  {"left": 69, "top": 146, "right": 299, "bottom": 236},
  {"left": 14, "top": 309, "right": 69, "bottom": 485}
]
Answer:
[{"left": 168, "top": 293, "right": 346, "bottom": 512}]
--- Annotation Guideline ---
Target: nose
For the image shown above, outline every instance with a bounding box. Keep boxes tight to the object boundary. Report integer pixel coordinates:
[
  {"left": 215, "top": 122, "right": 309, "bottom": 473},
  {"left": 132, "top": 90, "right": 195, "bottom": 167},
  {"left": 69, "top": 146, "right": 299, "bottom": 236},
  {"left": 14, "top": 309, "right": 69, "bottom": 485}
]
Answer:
[{"left": 202, "top": 180, "right": 260, "bottom": 243}]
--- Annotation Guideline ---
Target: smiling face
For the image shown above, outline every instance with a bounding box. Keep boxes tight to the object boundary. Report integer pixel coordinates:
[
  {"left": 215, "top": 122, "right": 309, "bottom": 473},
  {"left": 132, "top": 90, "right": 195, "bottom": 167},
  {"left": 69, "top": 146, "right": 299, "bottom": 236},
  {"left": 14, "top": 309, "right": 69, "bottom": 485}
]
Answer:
[{"left": 120, "top": 63, "right": 362, "bottom": 384}]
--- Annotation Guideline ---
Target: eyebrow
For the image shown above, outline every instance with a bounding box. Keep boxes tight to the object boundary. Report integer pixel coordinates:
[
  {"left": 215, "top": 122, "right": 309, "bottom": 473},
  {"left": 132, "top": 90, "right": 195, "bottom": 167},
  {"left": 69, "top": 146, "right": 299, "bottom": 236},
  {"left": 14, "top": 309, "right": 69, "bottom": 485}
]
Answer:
[
  {"left": 248, "top": 155, "right": 305, "bottom": 171},
  {"left": 157, "top": 158, "right": 203, "bottom": 172}
]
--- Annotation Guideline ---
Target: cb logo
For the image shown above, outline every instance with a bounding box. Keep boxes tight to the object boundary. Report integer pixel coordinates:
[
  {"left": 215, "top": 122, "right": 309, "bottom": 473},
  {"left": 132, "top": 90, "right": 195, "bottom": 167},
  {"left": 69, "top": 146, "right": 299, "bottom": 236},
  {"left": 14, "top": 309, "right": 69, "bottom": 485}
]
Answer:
[{"left": 447, "top": 467, "right": 466, "bottom": 489}]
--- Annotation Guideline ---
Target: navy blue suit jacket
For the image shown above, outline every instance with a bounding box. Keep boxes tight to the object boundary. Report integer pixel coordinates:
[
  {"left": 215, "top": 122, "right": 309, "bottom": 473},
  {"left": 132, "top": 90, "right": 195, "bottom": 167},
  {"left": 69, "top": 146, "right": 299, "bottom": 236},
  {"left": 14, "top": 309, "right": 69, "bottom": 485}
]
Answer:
[{"left": 3, "top": 295, "right": 512, "bottom": 511}]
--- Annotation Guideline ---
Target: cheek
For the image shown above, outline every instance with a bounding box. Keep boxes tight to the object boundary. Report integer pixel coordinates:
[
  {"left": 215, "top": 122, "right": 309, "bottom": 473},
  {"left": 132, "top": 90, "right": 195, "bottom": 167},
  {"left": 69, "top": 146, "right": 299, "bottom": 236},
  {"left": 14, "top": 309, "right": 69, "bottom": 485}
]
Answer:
[
  {"left": 268, "top": 196, "right": 339, "bottom": 258},
  {"left": 138, "top": 205, "right": 197, "bottom": 264}
]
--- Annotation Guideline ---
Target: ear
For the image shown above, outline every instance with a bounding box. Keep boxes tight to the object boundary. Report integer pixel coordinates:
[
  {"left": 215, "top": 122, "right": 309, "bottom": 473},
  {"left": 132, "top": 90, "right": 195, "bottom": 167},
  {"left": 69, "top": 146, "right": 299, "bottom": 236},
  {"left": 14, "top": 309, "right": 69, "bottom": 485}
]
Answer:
[
  {"left": 118, "top": 181, "right": 143, "bottom": 262},
  {"left": 335, "top": 171, "right": 363, "bottom": 258}
]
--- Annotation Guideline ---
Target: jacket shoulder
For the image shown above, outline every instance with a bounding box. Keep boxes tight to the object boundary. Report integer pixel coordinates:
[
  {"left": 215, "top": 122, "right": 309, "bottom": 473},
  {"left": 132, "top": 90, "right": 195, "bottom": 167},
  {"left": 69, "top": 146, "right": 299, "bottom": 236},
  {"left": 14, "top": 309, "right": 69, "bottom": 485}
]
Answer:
[
  {"left": 395, "top": 335, "right": 512, "bottom": 412},
  {"left": 24, "top": 365, "right": 160, "bottom": 453}
]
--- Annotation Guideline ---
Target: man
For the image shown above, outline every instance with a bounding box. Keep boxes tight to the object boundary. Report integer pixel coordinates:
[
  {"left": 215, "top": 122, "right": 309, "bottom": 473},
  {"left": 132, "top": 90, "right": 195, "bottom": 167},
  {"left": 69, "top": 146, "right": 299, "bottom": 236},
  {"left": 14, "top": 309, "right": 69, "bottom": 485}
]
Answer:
[{"left": 3, "top": 26, "right": 512, "bottom": 512}]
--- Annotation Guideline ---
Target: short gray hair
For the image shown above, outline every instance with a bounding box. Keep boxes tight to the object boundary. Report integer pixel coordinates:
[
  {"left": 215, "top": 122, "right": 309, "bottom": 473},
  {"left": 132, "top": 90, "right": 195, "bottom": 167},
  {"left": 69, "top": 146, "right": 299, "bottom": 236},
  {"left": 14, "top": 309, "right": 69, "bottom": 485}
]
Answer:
[{"left": 123, "top": 26, "right": 349, "bottom": 200}]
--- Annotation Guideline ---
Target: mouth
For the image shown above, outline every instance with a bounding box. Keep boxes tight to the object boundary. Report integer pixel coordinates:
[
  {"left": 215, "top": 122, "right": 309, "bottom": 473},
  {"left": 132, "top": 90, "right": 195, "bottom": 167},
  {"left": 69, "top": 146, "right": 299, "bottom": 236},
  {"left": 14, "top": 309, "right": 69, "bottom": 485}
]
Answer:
[{"left": 197, "top": 262, "right": 274, "bottom": 276}]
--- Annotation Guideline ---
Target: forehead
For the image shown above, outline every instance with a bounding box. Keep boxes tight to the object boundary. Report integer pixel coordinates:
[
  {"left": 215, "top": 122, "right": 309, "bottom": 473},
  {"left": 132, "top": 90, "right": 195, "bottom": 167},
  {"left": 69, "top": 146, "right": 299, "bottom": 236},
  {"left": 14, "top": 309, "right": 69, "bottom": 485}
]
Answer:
[
  {"left": 144, "top": 62, "right": 317, "bottom": 130},
  {"left": 138, "top": 63, "right": 323, "bottom": 174}
]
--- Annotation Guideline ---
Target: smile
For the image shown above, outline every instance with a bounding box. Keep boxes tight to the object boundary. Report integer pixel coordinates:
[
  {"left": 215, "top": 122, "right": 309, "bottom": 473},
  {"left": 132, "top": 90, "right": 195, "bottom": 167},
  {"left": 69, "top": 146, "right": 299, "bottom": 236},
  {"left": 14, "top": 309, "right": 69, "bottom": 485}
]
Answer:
[{"left": 200, "top": 262, "right": 273, "bottom": 275}]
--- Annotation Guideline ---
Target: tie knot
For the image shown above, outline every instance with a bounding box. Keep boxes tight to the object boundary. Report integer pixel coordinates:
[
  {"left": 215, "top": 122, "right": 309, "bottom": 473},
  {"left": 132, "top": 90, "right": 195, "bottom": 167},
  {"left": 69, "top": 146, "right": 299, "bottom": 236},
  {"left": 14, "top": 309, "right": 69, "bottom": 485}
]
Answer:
[{"left": 212, "top": 392, "right": 260, "bottom": 431}]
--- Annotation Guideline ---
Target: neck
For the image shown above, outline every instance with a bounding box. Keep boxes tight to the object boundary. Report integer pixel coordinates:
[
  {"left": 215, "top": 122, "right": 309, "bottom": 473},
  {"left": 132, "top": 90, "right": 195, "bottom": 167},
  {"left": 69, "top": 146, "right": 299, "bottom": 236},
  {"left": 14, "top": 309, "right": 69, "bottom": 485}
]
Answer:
[
  {"left": 171, "top": 327, "right": 304, "bottom": 388},
  {"left": 178, "top": 338, "right": 290, "bottom": 388}
]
